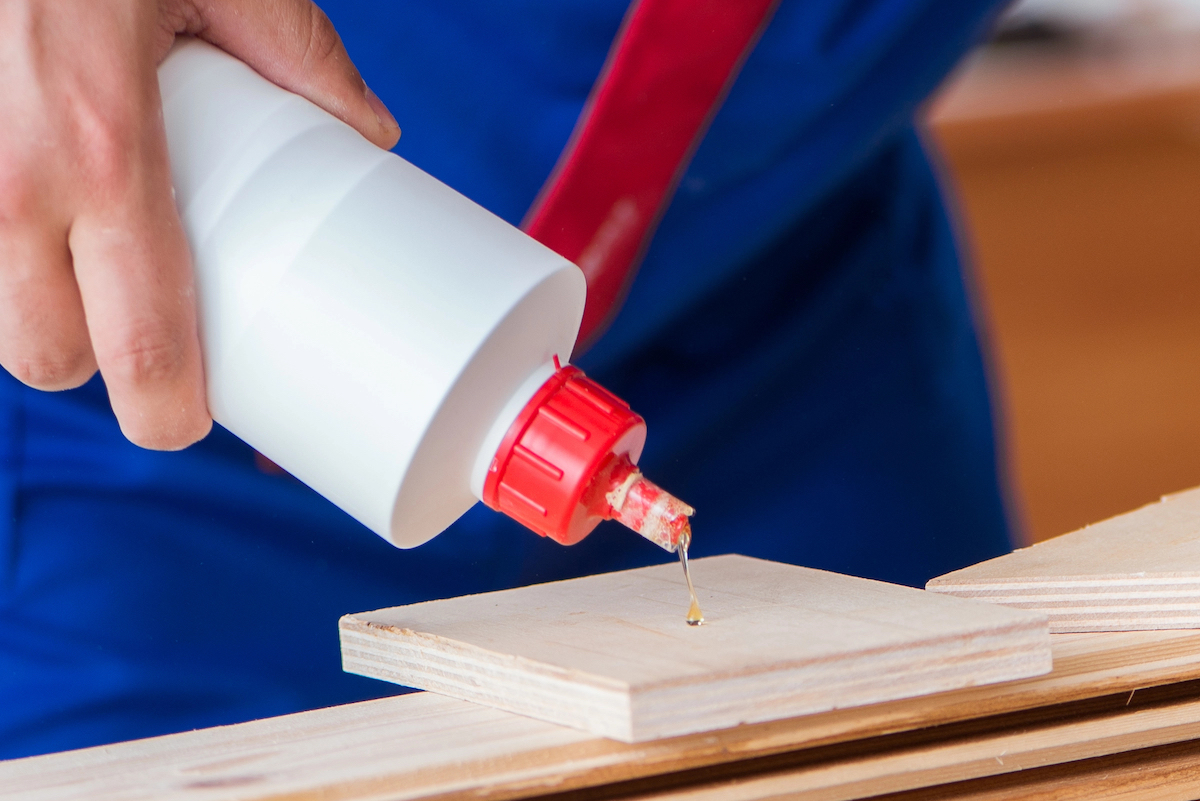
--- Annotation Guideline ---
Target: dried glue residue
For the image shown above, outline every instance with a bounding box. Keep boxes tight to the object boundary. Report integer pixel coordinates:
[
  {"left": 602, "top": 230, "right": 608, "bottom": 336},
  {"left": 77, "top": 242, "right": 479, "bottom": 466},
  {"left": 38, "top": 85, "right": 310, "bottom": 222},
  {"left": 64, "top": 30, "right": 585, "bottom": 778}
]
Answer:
[{"left": 609, "top": 470, "right": 694, "bottom": 552}]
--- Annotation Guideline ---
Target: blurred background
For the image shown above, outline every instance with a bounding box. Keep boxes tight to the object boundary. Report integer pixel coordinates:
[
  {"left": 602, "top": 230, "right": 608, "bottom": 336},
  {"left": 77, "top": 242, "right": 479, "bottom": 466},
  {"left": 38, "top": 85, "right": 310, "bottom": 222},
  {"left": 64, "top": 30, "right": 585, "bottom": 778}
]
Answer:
[{"left": 925, "top": 0, "right": 1200, "bottom": 544}]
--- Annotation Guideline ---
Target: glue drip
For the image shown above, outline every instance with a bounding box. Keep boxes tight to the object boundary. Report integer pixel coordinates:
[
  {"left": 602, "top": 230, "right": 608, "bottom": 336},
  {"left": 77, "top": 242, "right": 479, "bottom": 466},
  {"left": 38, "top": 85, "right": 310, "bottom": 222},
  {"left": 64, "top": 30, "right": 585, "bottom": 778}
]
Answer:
[
  {"left": 601, "top": 458, "right": 702, "bottom": 625},
  {"left": 678, "top": 526, "right": 704, "bottom": 626}
]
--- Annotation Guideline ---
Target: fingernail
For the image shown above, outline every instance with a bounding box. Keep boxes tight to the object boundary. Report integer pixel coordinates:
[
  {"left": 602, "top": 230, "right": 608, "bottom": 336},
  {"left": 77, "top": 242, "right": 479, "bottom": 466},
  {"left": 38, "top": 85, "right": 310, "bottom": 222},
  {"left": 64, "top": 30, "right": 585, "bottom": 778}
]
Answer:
[{"left": 364, "top": 85, "right": 400, "bottom": 137}]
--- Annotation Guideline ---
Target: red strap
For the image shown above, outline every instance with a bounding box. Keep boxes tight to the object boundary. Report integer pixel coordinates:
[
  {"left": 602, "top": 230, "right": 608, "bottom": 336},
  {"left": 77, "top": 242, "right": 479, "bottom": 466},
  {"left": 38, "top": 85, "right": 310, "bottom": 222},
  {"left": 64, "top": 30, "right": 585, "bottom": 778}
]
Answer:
[{"left": 523, "top": 0, "right": 779, "bottom": 349}]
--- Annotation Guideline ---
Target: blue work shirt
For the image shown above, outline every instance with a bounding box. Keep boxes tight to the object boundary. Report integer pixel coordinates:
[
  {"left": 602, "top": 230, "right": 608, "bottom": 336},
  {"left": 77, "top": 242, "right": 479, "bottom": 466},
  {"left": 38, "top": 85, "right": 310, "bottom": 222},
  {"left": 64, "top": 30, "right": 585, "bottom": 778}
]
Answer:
[{"left": 0, "top": 0, "right": 1012, "bottom": 758}]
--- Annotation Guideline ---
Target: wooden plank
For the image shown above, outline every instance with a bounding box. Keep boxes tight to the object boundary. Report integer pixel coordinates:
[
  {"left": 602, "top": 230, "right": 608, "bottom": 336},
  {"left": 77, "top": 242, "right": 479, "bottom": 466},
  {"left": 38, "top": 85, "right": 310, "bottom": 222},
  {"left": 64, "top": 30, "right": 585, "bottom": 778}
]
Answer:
[
  {"left": 340, "top": 555, "right": 1051, "bottom": 741},
  {"left": 0, "top": 691, "right": 590, "bottom": 801},
  {"left": 4, "top": 631, "right": 1200, "bottom": 801},
  {"left": 927, "top": 486, "right": 1200, "bottom": 632},
  {"left": 612, "top": 695, "right": 1200, "bottom": 801},
  {"left": 879, "top": 740, "right": 1200, "bottom": 801}
]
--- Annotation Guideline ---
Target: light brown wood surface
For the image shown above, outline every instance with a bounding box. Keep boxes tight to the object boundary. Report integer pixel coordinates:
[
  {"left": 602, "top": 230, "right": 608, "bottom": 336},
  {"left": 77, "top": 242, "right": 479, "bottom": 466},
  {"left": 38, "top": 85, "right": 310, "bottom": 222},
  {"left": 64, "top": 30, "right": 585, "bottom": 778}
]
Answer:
[
  {"left": 927, "top": 486, "right": 1200, "bottom": 632},
  {"left": 881, "top": 740, "right": 1200, "bottom": 801},
  {"left": 621, "top": 695, "right": 1200, "bottom": 801},
  {"left": 6, "top": 630, "right": 1200, "bottom": 801},
  {"left": 927, "top": 36, "right": 1200, "bottom": 544},
  {"left": 340, "top": 555, "right": 1051, "bottom": 741}
]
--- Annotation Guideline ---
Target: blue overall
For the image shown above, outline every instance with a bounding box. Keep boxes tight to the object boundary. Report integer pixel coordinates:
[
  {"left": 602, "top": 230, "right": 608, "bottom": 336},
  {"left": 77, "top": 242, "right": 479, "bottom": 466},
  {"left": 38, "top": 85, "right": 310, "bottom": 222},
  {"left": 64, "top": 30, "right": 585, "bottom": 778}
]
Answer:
[{"left": 0, "top": 0, "right": 1012, "bottom": 758}]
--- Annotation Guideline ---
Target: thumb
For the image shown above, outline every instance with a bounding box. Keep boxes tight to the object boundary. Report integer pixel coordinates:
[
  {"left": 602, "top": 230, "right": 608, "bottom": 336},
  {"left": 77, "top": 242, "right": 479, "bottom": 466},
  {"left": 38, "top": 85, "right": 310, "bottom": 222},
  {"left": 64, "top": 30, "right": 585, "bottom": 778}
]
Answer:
[{"left": 186, "top": 0, "right": 400, "bottom": 149}]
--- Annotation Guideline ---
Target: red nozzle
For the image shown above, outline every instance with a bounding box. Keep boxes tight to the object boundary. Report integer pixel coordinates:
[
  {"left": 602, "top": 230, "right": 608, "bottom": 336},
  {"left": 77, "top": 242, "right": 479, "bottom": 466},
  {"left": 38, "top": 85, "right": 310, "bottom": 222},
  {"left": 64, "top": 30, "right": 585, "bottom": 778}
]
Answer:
[
  {"left": 481, "top": 365, "right": 692, "bottom": 550},
  {"left": 603, "top": 458, "right": 694, "bottom": 551}
]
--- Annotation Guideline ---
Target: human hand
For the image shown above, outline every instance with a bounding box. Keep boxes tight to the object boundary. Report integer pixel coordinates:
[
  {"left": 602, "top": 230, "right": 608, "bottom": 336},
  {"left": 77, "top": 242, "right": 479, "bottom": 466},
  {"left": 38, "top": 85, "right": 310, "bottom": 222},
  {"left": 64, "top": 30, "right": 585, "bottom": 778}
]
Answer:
[{"left": 0, "top": 0, "right": 400, "bottom": 449}]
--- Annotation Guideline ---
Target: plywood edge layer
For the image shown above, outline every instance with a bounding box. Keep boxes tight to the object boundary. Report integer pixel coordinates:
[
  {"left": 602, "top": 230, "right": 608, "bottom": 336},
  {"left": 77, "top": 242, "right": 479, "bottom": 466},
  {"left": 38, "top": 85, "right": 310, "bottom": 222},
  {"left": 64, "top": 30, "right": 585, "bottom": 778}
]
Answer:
[
  {"left": 927, "top": 585, "right": 1200, "bottom": 633},
  {"left": 343, "top": 612, "right": 1051, "bottom": 743},
  {"left": 339, "top": 615, "right": 634, "bottom": 740},
  {"left": 928, "top": 576, "right": 1200, "bottom": 591}
]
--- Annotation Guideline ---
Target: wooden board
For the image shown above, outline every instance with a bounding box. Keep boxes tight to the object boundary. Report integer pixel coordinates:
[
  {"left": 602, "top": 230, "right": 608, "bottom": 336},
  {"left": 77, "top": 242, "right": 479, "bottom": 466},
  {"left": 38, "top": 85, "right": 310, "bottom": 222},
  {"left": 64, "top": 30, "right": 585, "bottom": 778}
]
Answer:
[
  {"left": 6, "top": 630, "right": 1200, "bottom": 801},
  {"left": 625, "top": 694, "right": 1200, "bottom": 801},
  {"left": 340, "top": 555, "right": 1051, "bottom": 741},
  {"left": 927, "top": 486, "right": 1200, "bottom": 632},
  {"left": 879, "top": 740, "right": 1200, "bottom": 801}
]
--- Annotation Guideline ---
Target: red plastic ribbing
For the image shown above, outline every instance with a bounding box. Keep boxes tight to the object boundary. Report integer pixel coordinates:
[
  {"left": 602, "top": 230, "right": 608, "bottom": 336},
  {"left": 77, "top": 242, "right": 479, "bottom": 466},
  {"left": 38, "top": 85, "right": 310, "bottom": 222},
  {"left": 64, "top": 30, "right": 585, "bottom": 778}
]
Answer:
[{"left": 482, "top": 366, "right": 646, "bottom": 545}]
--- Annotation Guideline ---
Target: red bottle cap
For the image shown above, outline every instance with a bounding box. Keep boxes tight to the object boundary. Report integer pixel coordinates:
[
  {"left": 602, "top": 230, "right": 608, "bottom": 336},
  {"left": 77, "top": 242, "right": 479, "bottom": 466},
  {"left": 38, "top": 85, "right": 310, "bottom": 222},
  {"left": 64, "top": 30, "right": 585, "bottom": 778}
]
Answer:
[{"left": 482, "top": 365, "right": 646, "bottom": 545}]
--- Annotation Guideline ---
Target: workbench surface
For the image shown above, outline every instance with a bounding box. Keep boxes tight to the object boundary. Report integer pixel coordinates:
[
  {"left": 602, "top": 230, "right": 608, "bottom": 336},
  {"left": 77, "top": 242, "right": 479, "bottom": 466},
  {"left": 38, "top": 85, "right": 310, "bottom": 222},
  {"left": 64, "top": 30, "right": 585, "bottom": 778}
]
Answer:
[{"left": 6, "top": 630, "right": 1200, "bottom": 801}]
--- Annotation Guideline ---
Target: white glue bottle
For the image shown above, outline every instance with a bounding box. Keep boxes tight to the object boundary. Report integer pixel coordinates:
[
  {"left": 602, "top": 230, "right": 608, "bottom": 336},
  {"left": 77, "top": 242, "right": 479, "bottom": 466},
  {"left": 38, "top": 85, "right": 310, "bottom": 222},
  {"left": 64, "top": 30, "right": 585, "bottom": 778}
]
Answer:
[{"left": 157, "top": 39, "right": 692, "bottom": 553}]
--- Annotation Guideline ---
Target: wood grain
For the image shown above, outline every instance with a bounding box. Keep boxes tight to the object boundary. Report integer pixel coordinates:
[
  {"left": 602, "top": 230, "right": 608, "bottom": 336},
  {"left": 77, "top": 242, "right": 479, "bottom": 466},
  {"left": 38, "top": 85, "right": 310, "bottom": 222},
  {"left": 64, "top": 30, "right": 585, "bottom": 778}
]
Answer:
[
  {"left": 927, "top": 486, "right": 1200, "bottom": 632},
  {"left": 340, "top": 555, "right": 1051, "bottom": 741},
  {"left": 877, "top": 739, "right": 1200, "bottom": 801},
  {"left": 5, "top": 631, "right": 1200, "bottom": 801},
  {"left": 613, "top": 695, "right": 1200, "bottom": 801}
]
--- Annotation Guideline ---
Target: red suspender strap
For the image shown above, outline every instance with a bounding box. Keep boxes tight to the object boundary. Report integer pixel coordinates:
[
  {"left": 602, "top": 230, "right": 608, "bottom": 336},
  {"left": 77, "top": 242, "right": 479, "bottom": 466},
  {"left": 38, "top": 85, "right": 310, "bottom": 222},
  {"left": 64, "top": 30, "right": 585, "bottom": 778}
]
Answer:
[{"left": 523, "top": 0, "right": 780, "bottom": 349}]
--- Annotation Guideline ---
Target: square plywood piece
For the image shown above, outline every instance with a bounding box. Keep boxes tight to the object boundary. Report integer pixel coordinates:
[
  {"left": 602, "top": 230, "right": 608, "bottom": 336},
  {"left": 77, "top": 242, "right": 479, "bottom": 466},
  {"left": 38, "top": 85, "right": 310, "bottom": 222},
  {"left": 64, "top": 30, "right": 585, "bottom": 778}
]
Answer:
[
  {"left": 340, "top": 555, "right": 1051, "bottom": 742},
  {"left": 928, "top": 486, "right": 1200, "bottom": 632}
]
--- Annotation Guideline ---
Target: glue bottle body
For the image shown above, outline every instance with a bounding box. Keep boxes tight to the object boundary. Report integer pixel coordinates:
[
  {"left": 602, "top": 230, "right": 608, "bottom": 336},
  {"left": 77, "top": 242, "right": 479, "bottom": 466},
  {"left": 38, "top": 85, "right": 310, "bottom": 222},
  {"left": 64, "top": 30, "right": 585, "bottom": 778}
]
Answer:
[
  {"left": 160, "top": 39, "right": 587, "bottom": 547},
  {"left": 159, "top": 39, "right": 688, "bottom": 551}
]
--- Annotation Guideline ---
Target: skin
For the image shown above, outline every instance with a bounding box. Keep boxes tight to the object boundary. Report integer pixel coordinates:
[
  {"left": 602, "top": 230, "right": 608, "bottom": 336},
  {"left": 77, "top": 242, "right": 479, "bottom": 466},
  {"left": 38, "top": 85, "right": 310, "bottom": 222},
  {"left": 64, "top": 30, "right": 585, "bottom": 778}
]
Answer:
[{"left": 0, "top": 0, "right": 400, "bottom": 450}]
